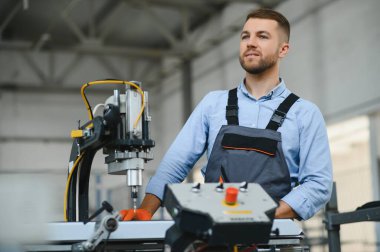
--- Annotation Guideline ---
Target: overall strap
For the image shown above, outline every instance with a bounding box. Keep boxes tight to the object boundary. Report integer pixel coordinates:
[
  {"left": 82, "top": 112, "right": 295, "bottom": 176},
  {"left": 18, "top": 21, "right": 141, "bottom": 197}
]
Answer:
[
  {"left": 266, "top": 93, "right": 299, "bottom": 131},
  {"left": 226, "top": 88, "right": 239, "bottom": 125}
]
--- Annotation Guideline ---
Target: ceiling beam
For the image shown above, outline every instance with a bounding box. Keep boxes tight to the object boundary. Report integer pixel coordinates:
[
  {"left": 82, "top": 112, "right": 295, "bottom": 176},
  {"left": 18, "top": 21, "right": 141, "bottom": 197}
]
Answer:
[
  {"left": 127, "top": 0, "right": 180, "bottom": 48},
  {"left": 61, "top": 11, "right": 87, "bottom": 43},
  {"left": 145, "top": 13, "right": 246, "bottom": 82},
  {"left": 95, "top": 55, "right": 124, "bottom": 79},
  {"left": 21, "top": 52, "right": 47, "bottom": 83},
  {"left": 32, "top": 0, "right": 81, "bottom": 50},
  {"left": 124, "top": 0, "right": 215, "bottom": 11},
  {"left": 0, "top": 1, "right": 22, "bottom": 40},
  {"left": 181, "top": 8, "right": 190, "bottom": 40},
  {"left": 87, "top": 0, "right": 96, "bottom": 38},
  {"left": 70, "top": 44, "right": 178, "bottom": 58},
  {"left": 89, "top": 0, "right": 122, "bottom": 41},
  {"left": 0, "top": 83, "right": 113, "bottom": 95},
  {"left": 140, "top": 0, "right": 282, "bottom": 10},
  {"left": 0, "top": 81, "right": 157, "bottom": 95},
  {"left": 0, "top": 40, "right": 181, "bottom": 58},
  {"left": 55, "top": 54, "right": 83, "bottom": 85}
]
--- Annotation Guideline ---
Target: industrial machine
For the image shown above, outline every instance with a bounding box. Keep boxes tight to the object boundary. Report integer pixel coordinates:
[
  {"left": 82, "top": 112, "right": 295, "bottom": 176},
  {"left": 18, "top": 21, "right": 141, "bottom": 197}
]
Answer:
[
  {"left": 30, "top": 219, "right": 304, "bottom": 252},
  {"left": 64, "top": 79, "right": 154, "bottom": 222},
  {"left": 51, "top": 181, "right": 306, "bottom": 252},
  {"left": 164, "top": 182, "right": 279, "bottom": 251}
]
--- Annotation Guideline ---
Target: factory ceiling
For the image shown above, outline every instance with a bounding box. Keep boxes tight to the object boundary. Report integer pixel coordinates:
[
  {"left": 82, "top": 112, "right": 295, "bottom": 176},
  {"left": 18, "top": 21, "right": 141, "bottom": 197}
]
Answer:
[{"left": 0, "top": 0, "right": 284, "bottom": 91}]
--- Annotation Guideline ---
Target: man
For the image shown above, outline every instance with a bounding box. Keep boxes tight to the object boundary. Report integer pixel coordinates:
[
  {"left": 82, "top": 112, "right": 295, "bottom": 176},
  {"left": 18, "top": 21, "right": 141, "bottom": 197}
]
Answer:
[{"left": 133, "top": 8, "right": 332, "bottom": 221}]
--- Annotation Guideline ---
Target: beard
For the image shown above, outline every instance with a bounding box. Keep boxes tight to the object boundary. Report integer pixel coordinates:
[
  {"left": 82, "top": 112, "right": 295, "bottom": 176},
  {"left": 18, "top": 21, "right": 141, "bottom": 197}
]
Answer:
[{"left": 239, "top": 52, "right": 278, "bottom": 75}]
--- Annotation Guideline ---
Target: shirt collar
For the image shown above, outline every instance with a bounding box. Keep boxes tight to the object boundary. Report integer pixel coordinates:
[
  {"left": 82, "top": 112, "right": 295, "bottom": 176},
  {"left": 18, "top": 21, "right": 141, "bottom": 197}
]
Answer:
[{"left": 238, "top": 78, "right": 286, "bottom": 100}]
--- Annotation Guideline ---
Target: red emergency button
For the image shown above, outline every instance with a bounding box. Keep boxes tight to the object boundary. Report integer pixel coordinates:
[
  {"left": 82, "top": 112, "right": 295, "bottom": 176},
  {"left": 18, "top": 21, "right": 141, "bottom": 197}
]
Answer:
[{"left": 225, "top": 187, "right": 239, "bottom": 205}]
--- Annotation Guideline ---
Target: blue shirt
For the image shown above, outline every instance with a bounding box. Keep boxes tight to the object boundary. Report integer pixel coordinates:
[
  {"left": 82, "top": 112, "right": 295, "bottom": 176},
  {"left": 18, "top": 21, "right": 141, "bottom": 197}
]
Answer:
[{"left": 146, "top": 79, "right": 333, "bottom": 220}]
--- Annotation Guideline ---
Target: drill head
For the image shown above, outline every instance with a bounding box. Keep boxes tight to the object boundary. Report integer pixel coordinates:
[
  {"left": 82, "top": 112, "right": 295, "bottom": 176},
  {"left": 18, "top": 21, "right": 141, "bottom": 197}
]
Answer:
[
  {"left": 131, "top": 186, "right": 138, "bottom": 213},
  {"left": 133, "top": 198, "right": 137, "bottom": 213}
]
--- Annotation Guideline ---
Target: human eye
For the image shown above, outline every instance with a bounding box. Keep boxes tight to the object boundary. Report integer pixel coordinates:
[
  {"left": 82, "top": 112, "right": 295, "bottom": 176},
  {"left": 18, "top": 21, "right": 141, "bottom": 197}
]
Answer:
[
  {"left": 258, "top": 34, "right": 268, "bottom": 39},
  {"left": 241, "top": 33, "right": 249, "bottom": 40}
]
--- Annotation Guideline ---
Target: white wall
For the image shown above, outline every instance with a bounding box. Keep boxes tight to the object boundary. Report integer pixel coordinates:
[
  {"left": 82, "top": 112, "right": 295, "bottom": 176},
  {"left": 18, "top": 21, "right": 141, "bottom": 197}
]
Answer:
[{"left": 279, "top": 0, "right": 380, "bottom": 121}]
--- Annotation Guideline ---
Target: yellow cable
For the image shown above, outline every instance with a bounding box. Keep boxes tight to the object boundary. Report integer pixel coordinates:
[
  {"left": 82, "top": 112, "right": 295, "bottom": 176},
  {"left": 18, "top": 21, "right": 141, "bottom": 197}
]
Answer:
[
  {"left": 80, "top": 80, "right": 145, "bottom": 129},
  {"left": 63, "top": 153, "right": 84, "bottom": 222},
  {"left": 233, "top": 245, "right": 238, "bottom": 252}
]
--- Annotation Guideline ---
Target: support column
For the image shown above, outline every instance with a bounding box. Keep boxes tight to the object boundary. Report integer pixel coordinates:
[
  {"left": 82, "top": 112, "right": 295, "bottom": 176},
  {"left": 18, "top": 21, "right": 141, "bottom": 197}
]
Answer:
[
  {"left": 182, "top": 59, "right": 194, "bottom": 182},
  {"left": 182, "top": 59, "right": 192, "bottom": 124}
]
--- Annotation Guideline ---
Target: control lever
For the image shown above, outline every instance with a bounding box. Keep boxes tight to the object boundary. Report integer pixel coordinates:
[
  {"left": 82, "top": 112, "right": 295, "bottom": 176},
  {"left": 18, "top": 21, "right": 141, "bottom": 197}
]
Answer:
[
  {"left": 72, "top": 201, "right": 120, "bottom": 252},
  {"left": 84, "top": 201, "right": 114, "bottom": 224}
]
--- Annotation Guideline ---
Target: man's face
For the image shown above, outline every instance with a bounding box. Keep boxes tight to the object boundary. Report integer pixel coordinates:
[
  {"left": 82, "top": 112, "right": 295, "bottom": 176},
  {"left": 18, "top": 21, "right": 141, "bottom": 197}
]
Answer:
[{"left": 239, "top": 18, "right": 288, "bottom": 75}]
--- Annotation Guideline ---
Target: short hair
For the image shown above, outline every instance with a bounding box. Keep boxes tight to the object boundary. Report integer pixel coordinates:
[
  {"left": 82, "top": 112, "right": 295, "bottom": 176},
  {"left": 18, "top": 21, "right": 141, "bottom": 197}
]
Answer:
[{"left": 245, "top": 8, "right": 290, "bottom": 42}]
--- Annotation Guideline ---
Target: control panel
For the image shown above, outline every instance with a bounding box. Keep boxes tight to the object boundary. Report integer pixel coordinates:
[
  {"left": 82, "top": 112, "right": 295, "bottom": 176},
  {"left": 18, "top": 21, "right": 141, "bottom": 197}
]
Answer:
[{"left": 164, "top": 182, "right": 278, "bottom": 247}]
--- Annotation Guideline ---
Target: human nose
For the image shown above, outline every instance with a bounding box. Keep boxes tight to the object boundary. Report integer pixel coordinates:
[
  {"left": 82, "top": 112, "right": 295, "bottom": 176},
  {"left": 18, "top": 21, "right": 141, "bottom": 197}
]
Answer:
[{"left": 247, "top": 37, "right": 258, "bottom": 48}]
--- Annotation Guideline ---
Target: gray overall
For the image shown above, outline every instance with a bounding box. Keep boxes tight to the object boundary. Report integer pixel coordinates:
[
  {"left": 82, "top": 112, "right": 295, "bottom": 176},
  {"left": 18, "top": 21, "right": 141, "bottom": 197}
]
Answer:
[{"left": 204, "top": 88, "right": 299, "bottom": 202}]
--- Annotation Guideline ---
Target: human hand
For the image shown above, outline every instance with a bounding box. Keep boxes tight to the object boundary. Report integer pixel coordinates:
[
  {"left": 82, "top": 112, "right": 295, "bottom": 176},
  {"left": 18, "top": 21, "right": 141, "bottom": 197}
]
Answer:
[
  {"left": 119, "top": 209, "right": 152, "bottom": 221},
  {"left": 274, "top": 200, "right": 299, "bottom": 219}
]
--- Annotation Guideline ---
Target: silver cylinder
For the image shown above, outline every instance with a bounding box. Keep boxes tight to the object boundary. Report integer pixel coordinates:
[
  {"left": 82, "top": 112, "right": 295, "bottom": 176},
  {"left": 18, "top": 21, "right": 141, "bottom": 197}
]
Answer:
[{"left": 127, "top": 169, "right": 142, "bottom": 186}]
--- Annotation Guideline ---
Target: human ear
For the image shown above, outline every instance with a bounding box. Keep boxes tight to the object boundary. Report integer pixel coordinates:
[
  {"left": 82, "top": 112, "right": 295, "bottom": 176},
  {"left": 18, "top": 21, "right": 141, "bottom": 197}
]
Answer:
[{"left": 278, "top": 42, "right": 289, "bottom": 58}]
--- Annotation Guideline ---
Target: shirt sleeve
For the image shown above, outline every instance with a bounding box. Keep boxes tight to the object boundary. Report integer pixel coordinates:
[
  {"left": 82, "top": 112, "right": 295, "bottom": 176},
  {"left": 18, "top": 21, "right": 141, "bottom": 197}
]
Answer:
[
  {"left": 145, "top": 94, "right": 210, "bottom": 201},
  {"left": 281, "top": 102, "right": 333, "bottom": 220}
]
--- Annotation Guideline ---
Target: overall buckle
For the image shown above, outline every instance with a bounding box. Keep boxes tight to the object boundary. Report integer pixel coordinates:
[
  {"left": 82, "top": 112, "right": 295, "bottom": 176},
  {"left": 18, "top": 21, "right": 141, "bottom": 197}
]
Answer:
[{"left": 270, "top": 109, "right": 286, "bottom": 126}]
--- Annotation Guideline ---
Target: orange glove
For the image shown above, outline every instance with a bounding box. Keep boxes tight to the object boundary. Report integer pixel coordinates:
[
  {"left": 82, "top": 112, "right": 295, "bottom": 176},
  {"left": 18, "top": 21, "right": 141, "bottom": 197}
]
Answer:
[{"left": 119, "top": 209, "right": 152, "bottom": 221}]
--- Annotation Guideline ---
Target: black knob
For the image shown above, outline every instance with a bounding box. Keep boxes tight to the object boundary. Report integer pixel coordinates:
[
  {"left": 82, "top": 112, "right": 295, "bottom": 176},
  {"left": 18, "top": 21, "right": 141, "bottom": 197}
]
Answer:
[
  {"left": 84, "top": 201, "right": 114, "bottom": 224},
  {"left": 102, "top": 201, "right": 114, "bottom": 213},
  {"left": 191, "top": 182, "right": 201, "bottom": 192},
  {"left": 216, "top": 182, "right": 224, "bottom": 192},
  {"left": 239, "top": 181, "right": 248, "bottom": 192}
]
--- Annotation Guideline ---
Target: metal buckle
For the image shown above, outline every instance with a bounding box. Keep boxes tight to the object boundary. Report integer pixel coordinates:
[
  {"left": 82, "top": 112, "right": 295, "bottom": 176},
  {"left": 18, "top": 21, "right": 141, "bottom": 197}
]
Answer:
[{"left": 270, "top": 110, "right": 286, "bottom": 126}]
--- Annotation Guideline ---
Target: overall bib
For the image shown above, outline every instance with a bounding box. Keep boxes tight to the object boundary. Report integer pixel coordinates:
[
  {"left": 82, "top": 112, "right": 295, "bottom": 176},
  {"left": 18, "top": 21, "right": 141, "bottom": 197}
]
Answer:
[{"left": 205, "top": 88, "right": 299, "bottom": 202}]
